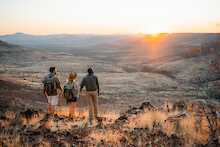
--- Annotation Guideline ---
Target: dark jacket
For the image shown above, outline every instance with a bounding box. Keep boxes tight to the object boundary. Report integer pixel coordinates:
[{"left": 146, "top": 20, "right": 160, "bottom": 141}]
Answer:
[{"left": 80, "top": 74, "right": 99, "bottom": 92}]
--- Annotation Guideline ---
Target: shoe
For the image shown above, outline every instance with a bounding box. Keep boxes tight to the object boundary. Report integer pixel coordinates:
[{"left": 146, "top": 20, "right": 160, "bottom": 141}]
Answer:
[
  {"left": 69, "top": 114, "right": 75, "bottom": 119},
  {"left": 87, "top": 121, "right": 93, "bottom": 128}
]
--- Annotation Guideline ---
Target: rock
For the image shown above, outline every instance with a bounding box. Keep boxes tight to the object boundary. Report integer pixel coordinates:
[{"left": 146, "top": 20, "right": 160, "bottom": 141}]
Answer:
[
  {"left": 172, "top": 100, "right": 187, "bottom": 112},
  {"left": 139, "top": 102, "right": 155, "bottom": 111}
]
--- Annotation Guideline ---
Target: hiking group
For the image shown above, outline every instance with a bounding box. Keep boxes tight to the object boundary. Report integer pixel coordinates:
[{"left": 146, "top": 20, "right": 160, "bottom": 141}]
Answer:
[{"left": 42, "top": 66, "right": 100, "bottom": 126}]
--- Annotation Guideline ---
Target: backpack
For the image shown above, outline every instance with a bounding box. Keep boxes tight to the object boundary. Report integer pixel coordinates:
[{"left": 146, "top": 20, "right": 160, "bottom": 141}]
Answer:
[
  {"left": 43, "top": 75, "right": 57, "bottom": 96},
  {"left": 63, "top": 82, "right": 78, "bottom": 101}
]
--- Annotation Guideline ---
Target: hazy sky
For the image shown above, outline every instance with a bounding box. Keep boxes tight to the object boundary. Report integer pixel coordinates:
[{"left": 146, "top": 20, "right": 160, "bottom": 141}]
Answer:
[{"left": 0, "top": 0, "right": 220, "bottom": 35}]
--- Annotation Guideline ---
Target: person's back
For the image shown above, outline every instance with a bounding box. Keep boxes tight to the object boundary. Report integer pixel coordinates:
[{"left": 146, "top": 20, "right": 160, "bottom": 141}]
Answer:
[
  {"left": 64, "top": 79, "right": 79, "bottom": 102},
  {"left": 80, "top": 68, "right": 100, "bottom": 126},
  {"left": 81, "top": 74, "right": 98, "bottom": 92},
  {"left": 43, "top": 72, "right": 61, "bottom": 96},
  {"left": 42, "top": 67, "right": 62, "bottom": 114},
  {"left": 63, "top": 72, "right": 79, "bottom": 118}
]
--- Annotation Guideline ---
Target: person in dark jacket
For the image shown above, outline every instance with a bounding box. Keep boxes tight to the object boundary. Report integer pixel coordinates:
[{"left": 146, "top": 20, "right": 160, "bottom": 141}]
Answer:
[{"left": 80, "top": 68, "right": 100, "bottom": 126}]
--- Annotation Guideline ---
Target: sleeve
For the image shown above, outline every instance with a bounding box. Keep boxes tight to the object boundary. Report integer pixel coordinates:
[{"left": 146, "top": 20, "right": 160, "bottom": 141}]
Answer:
[
  {"left": 43, "top": 84, "right": 46, "bottom": 94},
  {"left": 96, "top": 76, "right": 100, "bottom": 90},
  {"left": 75, "top": 82, "right": 79, "bottom": 97},
  {"left": 42, "top": 76, "right": 46, "bottom": 84},
  {"left": 63, "top": 84, "right": 66, "bottom": 94},
  {"left": 80, "top": 77, "right": 85, "bottom": 90},
  {"left": 42, "top": 76, "right": 47, "bottom": 95},
  {"left": 55, "top": 77, "right": 62, "bottom": 90}
]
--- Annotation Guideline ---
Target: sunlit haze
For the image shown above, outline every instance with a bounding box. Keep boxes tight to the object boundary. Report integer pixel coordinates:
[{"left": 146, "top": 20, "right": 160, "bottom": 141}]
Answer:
[{"left": 0, "top": 0, "right": 220, "bottom": 35}]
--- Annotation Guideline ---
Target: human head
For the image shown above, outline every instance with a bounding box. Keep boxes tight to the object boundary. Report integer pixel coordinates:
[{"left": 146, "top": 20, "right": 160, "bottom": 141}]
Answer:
[
  {"left": 68, "top": 72, "right": 77, "bottom": 81},
  {"left": 49, "top": 66, "right": 56, "bottom": 74},
  {"left": 87, "top": 67, "right": 94, "bottom": 74}
]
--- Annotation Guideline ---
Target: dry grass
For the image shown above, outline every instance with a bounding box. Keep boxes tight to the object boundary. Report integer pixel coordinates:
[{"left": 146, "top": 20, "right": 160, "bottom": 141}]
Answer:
[
  {"left": 0, "top": 100, "right": 219, "bottom": 146},
  {"left": 126, "top": 111, "right": 168, "bottom": 130},
  {"left": 4, "top": 111, "right": 16, "bottom": 120},
  {"left": 179, "top": 114, "right": 210, "bottom": 144},
  {"left": 21, "top": 113, "right": 45, "bottom": 126},
  {"left": 123, "top": 108, "right": 215, "bottom": 145},
  {"left": 89, "top": 130, "right": 123, "bottom": 145}
]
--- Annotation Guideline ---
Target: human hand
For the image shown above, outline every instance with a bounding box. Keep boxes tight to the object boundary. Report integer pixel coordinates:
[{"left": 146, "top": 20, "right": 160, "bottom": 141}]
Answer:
[
  {"left": 59, "top": 92, "right": 63, "bottom": 98},
  {"left": 44, "top": 92, "right": 48, "bottom": 99}
]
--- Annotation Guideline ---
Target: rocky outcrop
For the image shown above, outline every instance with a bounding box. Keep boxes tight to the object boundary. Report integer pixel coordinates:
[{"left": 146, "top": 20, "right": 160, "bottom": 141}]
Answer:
[{"left": 0, "top": 99, "right": 219, "bottom": 146}]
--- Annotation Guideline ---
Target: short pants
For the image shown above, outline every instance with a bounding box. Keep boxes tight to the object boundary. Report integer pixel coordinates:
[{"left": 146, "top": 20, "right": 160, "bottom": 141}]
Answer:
[{"left": 47, "top": 95, "right": 59, "bottom": 106}]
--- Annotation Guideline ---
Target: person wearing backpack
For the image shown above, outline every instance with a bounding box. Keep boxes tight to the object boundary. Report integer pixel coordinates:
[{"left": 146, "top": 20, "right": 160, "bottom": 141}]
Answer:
[
  {"left": 63, "top": 72, "right": 79, "bottom": 118},
  {"left": 80, "top": 68, "right": 100, "bottom": 126},
  {"left": 43, "top": 67, "right": 62, "bottom": 114}
]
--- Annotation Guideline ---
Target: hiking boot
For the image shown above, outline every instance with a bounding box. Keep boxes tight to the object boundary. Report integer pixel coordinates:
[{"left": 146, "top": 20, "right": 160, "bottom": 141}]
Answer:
[
  {"left": 69, "top": 114, "right": 75, "bottom": 119},
  {"left": 87, "top": 121, "right": 93, "bottom": 128},
  {"left": 87, "top": 123, "right": 93, "bottom": 128}
]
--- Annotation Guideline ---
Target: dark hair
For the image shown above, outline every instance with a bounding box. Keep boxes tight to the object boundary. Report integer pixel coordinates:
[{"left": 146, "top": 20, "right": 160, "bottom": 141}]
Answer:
[
  {"left": 87, "top": 68, "right": 94, "bottom": 74},
  {"left": 49, "top": 67, "right": 56, "bottom": 73}
]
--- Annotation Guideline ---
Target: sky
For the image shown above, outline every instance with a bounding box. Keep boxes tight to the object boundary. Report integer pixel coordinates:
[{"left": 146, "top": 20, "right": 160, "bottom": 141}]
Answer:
[{"left": 0, "top": 0, "right": 220, "bottom": 35}]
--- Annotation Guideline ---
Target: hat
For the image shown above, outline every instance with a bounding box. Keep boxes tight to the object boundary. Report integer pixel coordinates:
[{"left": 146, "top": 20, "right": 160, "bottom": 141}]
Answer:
[{"left": 68, "top": 72, "right": 77, "bottom": 80}]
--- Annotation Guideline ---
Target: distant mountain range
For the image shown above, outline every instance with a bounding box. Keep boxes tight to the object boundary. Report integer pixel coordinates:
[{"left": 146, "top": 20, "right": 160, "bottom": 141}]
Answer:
[
  {"left": 0, "top": 39, "right": 18, "bottom": 48},
  {"left": 0, "top": 32, "right": 219, "bottom": 49},
  {"left": 0, "top": 33, "right": 132, "bottom": 49},
  {"left": 0, "top": 40, "right": 9, "bottom": 46}
]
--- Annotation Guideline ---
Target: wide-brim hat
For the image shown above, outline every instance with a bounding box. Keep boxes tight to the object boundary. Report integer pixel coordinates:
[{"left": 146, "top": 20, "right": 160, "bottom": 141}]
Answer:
[{"left": 68, "top": 72, "right": 77, "bottom": 80}]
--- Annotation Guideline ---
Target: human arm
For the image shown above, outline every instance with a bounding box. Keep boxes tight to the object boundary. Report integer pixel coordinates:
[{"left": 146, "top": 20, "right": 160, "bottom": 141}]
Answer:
[
  {"left": 55, "top": 77, "right": 63, "bottom": 97},
  {"left": 42, "top": 81, "right": 49, "bottom": 103},
  {"left": 42, "top": 78, "right": 48, "bottom": 98},
  {"left": 96, "top": 76, "right": 100, "bottom": 96},
  {"left": 80, "top": 78, "right": 85, "bottom": 92},
  {"left": 75, "top": 82, "right": 80, "bottom": 98},
  {"left": 43, "top": 85, "right": 48, "bottom": 97},
  {"left": 56, "top": 78, "right": 62, "bottom": 90}
]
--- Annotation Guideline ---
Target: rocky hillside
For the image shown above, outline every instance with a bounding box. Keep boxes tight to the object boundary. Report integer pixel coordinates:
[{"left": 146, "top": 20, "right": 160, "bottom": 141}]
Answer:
[
  {"left": 0, "top": 97, "right": 220, "bottom": 146},
  {"left": 0, "top": 40, "right": 8, "bottom": 46},
  {"left": 0, "top": 40, "right": 18, "bottom": 49}
]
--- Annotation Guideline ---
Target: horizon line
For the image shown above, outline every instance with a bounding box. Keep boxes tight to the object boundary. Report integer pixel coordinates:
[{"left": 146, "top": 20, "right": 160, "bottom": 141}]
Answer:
[{"left": 1, "top": 32, "right": 220, "bottom": 36}]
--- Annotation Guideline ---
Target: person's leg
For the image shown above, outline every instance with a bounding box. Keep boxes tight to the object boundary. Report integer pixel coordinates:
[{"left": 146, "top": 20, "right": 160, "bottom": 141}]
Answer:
[
  {"left": 50, "top": 106, "right": 55, "bottom": 114},
  {"left": 87, "top": 92, "right": 94, "bottom": 124},
  {"left": 48, "top": 104, "right": 52, "bottom": 114},
  {"left": 92, "top": 92, "right": 98, "bottom": 120},
  {"left": 69, "top": 102, "right": 76, "bottom": 117},
  {"left": 51, "top": 95, "right": 58, "bottom": 115},
  {"left": 47, "top": 96, "right": 53, "bottom": 114}
]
